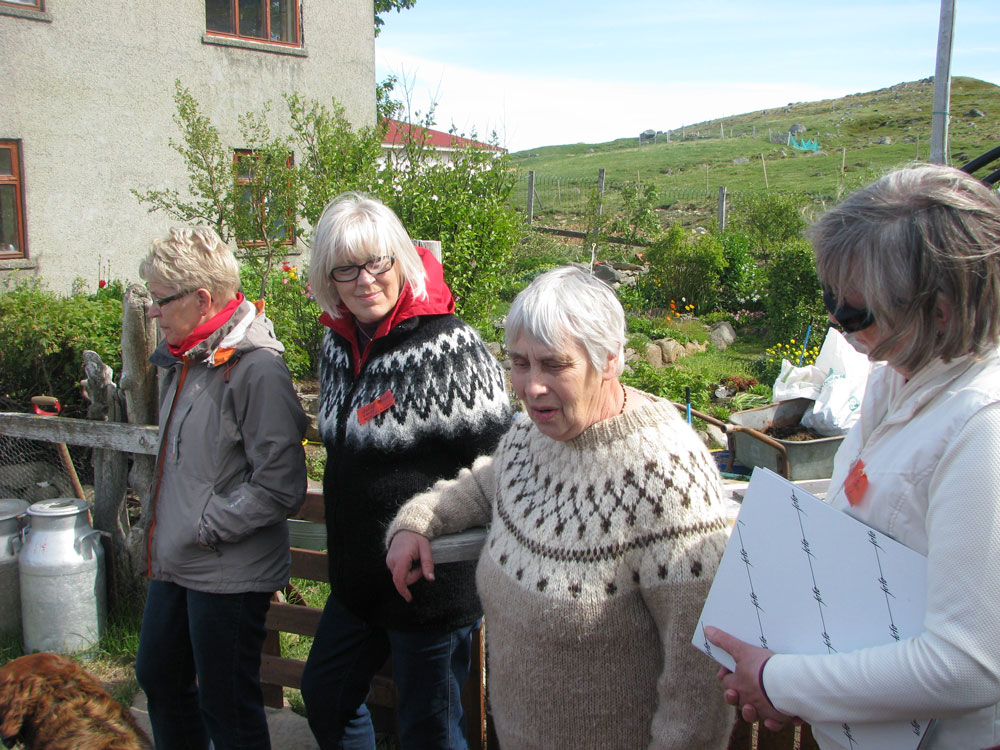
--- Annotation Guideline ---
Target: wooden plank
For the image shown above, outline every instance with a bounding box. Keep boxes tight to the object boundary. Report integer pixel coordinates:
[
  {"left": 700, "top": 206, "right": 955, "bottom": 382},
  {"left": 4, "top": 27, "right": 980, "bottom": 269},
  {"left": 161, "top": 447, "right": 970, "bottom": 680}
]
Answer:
[
  {"left": 0, "top": 412, "right": 159, "bottom": 454},
  {"left": 430, "top": 527, "right": 487, "bottom": 564},
  {"left": 260, "top": 629, "right": 285, "bottom": 708},
  {"left": 290, "top": 547, "right": 329, "bottom": 582},
  {"left": 260, "top": 653, "right": 306, "bottom": 691},
  {"left": 292, "top": 489, "right": 325, "bottom": 523},
  {"left": 266, "top": 601, "right": 322, "bottom": 636}
]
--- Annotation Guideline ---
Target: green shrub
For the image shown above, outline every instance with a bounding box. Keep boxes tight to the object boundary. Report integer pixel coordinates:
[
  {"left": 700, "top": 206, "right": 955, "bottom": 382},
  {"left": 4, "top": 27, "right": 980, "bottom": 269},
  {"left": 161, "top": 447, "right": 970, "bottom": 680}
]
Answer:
[
  {"left": 0, "top": 279, "right": 123, "bottom": 417},
  {"left": 621, "top": 360, "right": 713, "bottom": 410},
  {"left": 728, "top": 190, "right": 810, "bottom": 252},
  {"left": 241, "top": 261, "right": 323, "bottom": 381},
  {"left": 762, "top": 239, "right": 826, "bottom": 344},
  {"left": 638, "top": 225, "right": 726, "bottom": 311},
  {"left": 716, "top": 231, "right": 766, "bottom": 313}
]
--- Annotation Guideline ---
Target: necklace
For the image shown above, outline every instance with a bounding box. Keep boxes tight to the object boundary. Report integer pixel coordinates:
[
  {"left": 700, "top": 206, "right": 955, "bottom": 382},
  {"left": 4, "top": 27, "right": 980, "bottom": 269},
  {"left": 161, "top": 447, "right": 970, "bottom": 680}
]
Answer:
[
  {"left": 355, "top": 321, "right": 376, "bottom": 348},
  {"left": 619, "top": 382, "right": 628, "bottom": 415}
]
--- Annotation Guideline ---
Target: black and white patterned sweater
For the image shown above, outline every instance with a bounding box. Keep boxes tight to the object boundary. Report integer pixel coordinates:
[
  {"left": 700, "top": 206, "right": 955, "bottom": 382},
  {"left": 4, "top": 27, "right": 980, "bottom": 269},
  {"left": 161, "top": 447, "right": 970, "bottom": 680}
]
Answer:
[
  {"left": 387, "top": 394, "right": 733, "bottom": 748},
  {"left": 318, "top": 313, "right": 512, "bottom": 632}
]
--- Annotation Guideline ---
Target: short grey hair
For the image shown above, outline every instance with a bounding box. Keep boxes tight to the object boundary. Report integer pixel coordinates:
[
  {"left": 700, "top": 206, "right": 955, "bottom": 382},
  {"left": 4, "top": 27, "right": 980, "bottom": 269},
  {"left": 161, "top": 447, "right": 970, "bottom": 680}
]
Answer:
[
  {"left": 505, "top": 266, "right": 626, "bottom": 376},
  {"left": 810, "top": 163, "right": 1000, "bottom": 374},
  {"left": 139, "top": 226, "right": 241, "bottom": 299},
  {"left": 308, "top": 192, "right": 427, "bottom": 317}
]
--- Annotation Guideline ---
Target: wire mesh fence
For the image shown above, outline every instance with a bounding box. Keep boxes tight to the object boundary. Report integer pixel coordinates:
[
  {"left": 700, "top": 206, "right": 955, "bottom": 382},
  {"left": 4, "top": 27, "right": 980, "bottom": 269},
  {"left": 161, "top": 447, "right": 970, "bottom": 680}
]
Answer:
[{"left": 0, "top": 396, "right": 94, "bottom": 503}]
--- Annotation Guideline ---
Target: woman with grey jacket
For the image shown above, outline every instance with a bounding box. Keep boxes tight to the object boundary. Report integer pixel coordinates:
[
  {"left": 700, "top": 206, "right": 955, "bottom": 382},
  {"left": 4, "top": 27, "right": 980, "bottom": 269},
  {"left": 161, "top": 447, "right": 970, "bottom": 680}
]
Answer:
[{"left": 134, "top": 226, "right": 307, "bottom": 750}]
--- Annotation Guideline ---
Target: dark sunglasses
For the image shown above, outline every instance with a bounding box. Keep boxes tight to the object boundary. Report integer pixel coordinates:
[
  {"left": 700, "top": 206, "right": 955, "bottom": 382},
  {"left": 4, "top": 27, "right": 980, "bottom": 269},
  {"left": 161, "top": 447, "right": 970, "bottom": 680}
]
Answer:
[{"left": 822, "top": 287, "right": 875, "bottom": 333}]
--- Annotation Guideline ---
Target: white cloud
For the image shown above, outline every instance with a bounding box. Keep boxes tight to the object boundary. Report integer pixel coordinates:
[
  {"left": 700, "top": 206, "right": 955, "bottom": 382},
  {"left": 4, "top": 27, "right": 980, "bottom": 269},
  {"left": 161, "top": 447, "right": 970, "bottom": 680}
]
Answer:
[{"left": 377, "top": 49, "right": 855, "bottom": 152}]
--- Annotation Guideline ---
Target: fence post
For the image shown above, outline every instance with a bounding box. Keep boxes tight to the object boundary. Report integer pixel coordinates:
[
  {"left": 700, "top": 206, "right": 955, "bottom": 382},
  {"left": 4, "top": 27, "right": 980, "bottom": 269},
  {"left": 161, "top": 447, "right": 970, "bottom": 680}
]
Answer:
[
  {"left": 526, "top": 171, "right": 535, "bottom": 225},
  {"left": 760, "top": 154, "right": 769, "bottom": 189},
  {"left": 717, "top": 186, "right": 728, "bottom": 232}
]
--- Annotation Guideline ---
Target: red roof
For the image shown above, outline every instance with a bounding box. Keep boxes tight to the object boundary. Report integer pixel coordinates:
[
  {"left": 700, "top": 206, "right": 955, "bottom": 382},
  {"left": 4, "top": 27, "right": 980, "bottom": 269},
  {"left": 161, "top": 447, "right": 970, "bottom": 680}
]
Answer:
[{"left": 382, "top": 120, "right": 504, "bottom": 152}]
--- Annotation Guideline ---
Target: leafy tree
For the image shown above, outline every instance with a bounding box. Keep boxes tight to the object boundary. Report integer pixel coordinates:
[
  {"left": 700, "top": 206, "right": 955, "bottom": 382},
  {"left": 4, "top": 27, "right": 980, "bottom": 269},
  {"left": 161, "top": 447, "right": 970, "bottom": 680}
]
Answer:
[
  {"left": 374, "top": 0, "right": 416, "bottom": 36},
  {"left": 728, "top": 190, "right": 810, "bottom": 255}
]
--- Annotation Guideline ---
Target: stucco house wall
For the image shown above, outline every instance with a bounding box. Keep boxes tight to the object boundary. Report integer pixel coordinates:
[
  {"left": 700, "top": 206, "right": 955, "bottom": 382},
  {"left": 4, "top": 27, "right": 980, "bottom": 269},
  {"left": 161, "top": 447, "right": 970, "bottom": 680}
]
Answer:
[{"left": 0, "top": 0, "right": 374, "bottom": 292}]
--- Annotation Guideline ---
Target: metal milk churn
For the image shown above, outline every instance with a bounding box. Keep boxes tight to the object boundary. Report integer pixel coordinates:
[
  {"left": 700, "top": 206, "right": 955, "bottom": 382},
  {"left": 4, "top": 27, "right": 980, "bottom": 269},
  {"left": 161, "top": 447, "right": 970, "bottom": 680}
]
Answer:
[
  {"left": 0, "top": 499, "right": 29, "bottom": 637},
  {"left": 20, "top": 498, "right": 106, "bottom": 654}
]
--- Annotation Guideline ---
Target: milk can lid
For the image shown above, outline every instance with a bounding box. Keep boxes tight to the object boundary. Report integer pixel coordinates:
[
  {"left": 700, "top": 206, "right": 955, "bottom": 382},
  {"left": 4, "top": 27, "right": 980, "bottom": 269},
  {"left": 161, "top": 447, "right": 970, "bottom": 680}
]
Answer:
[
  {"left": 26, "top": 498, "right": 90, "bottom": 518},
  {"left": 0, "top": 499, "right": 29, "bottom": 522}
]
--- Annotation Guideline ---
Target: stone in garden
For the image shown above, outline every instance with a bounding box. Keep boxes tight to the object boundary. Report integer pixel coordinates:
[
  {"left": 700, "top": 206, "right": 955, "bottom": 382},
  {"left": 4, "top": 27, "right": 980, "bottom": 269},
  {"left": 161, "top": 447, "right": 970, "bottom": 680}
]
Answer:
[
  {"left": 967, "top": 108, "right": 985, "bottom": 117},
  {"left": 878, "top": 136, "right": 892, "bottom": 145},
  {"left": 733, "top": 157, "right": 749, "bottom": 165},
  {"left": 684, "top": 341, "right": 705, "bottom": 356},
  {"left": 609, "top": 260, "right": 643, "bottom": 272},
  {"left": 658, "top": 339, "right": 683, "bottom": 365},
  {"left": 485, "top": 341, "right": 503, "bottom": 359},
  {"left": 788, "top": 123, "right": 807, "bottom": 134},
  {"left": 709, "top": 321, "right": 736, "bottom": 351},
  {"left": 645, "top": 342, "right": 663, "bottom": 368},
  {"left": 592, "top": 263, "right": 621, "bottom": 284}
]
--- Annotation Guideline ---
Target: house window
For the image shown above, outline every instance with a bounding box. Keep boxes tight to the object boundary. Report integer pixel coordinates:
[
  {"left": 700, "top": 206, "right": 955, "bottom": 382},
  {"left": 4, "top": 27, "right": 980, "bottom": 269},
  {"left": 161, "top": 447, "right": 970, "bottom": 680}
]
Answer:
[
  {"left": 0, "top": 141, "right": 26, "bottom": 259},
  {"left": 1, "top": 0, "right": 42, "bottom": 9},
  {"left": 206, "top": 0, "right": 300, "bottom": 46},
  {"left": 234, "top": 149, "right": 296, "bottom": 248}
]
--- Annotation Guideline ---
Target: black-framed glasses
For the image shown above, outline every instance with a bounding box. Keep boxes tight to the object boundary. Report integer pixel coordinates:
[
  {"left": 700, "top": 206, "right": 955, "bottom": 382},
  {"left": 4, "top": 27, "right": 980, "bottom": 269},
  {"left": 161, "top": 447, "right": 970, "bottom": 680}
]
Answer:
[
  {"left": 329, "top": 256, "right": 395, "bottom": 283},
  {"left": 822, "top": 287, "right": 875, "bottom": 333},
  {"left": 150, "top": 289, "right": 192, "bottom": 308}
]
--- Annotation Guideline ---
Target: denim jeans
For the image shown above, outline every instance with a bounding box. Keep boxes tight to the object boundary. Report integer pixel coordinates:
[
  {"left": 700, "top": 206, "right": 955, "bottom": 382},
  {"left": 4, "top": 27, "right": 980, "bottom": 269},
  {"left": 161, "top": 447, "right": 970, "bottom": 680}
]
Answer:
[
  {"left": 135, "top": 579, "right": 273, "bottom": 750},
  {"left": 300, "top": 593, "right": 475, "bottom": 750}
]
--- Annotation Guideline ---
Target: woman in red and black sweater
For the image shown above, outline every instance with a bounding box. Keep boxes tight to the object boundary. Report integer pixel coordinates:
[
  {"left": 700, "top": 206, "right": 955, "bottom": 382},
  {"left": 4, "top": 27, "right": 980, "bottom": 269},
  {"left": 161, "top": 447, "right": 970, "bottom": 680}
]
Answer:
[{"left": 301, "top": 192, "right": 511, "bottom": 749}]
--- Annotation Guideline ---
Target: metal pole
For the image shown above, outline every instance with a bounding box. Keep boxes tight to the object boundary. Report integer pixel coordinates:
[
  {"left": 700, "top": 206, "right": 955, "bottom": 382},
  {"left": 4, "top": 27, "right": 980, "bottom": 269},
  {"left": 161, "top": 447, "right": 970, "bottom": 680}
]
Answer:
[
  {"left": 929, "top": 0, "right": 956, "bottom": 165},
  {"left": 717, "top": 186, "right": 728, "bottom": 232}
]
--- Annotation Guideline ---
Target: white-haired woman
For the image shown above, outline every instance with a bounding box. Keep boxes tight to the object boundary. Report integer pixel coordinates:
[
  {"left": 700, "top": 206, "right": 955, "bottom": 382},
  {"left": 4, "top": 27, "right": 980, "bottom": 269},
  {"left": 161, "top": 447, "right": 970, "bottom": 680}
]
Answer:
[
  {"left": 707, "top": 164, "right": 1000, "bottom": 749},
  {"left": 300, "top": 193, "right": 511, "bottom": 749},
  {"left": 135, "top": 226, "right": 307, "bottom": 750},
  {"left": 386, "top": 266, "right": 732, "bottom": 749}
]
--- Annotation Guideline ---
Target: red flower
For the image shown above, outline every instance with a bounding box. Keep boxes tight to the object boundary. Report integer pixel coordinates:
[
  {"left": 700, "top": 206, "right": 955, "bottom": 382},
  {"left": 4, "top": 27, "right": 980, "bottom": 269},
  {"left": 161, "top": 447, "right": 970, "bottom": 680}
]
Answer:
[{"left": 98, "top": 280, "right": 107, "bottom": 289}]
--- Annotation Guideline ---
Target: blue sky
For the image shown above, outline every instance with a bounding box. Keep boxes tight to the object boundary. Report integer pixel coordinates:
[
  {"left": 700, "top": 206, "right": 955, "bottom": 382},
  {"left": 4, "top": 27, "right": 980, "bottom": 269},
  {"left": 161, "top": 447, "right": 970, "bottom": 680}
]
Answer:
[{"left": 375, "top": 1, "right": 1000, "bottom": 152}]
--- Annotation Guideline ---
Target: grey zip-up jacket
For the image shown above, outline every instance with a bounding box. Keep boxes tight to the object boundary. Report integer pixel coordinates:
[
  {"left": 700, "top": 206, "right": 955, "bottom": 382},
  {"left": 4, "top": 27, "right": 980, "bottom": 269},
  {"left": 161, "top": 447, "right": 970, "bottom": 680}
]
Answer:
[{"left": 147, "top": 299, "right": 307, "bottom": 593}]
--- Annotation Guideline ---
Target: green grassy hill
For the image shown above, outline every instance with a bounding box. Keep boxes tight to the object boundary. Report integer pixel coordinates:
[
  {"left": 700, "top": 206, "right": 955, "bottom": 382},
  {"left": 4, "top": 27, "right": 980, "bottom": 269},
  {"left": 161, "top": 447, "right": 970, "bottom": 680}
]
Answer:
[{"left": 511, "top": 76, "right": 1000, "bottom": 226}]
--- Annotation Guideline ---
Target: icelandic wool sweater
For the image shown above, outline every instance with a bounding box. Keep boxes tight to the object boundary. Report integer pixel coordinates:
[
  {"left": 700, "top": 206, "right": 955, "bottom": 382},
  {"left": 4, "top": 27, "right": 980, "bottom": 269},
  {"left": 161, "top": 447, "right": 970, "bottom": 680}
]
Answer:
[
  {"left": 318, "top": 249, "right": 512, "bottom": 632},
  {"left": 387, "top": 393, "right": 734, "bottom": 749}
]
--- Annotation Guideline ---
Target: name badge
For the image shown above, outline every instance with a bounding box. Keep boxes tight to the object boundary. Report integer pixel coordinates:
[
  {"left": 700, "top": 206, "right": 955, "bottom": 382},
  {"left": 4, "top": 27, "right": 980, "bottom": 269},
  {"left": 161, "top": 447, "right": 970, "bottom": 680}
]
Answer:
[
  {"left": 357, "top": 389, "right": 395, "bottom": 425},
  {"left": 844, "top": 458, "right": 869, "bottom": 507}
]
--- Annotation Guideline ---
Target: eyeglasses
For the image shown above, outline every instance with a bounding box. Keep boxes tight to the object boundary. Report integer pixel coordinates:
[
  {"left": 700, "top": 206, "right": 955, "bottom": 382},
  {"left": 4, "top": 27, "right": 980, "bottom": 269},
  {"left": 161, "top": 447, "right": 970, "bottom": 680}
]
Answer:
[
  {"left": 150, "top": 289, "right": 193, "bottom": 308},
  {"left": 822, "top": 287, "right": 875, "bottom": 333},
  {"left": 329, "top": 256, "right": 395, "bottom": 283}
]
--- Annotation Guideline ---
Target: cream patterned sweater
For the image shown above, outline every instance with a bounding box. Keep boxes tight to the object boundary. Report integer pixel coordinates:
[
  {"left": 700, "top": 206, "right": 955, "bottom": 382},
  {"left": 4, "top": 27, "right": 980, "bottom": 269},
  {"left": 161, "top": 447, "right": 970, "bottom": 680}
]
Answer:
[{"left": 387, "top": 393, "right": 733, "bottom": 749}]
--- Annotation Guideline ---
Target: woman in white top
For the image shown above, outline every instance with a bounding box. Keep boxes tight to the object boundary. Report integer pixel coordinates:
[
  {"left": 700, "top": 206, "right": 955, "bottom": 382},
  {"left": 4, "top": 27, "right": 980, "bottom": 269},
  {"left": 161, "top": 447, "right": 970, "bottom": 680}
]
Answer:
[{"left": 707, "top": 164, "right": 1000, "bottom": 749}]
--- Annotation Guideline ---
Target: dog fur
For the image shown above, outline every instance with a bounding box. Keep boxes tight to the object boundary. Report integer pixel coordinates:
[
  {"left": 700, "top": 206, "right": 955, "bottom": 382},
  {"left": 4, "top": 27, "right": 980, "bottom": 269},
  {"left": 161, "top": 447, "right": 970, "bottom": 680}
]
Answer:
[{"left": 0, "top": 652, "right": 152, "bottom": 750}]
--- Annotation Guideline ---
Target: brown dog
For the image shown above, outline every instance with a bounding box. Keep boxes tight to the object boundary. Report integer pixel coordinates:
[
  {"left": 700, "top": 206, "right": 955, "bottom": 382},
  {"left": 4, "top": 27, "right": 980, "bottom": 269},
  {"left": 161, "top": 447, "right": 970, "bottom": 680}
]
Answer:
[{"left": 0, "top": 652, "right": 152, "bottom": 750}]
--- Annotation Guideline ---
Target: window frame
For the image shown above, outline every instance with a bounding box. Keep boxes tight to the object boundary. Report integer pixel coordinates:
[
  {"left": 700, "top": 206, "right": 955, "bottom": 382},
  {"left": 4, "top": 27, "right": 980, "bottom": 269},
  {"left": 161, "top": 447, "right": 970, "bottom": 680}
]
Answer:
[
  {"left": 0, "top": 0, "right": 42, "bottom": 10},
  {"left": 205, "top": 0, "right": 301, "bottom": 49},
  {"left": 233, "top": 148, "right": 296, "bottom": 249},
  {"left": 0, "top": 140, "right": 27, "bottom": 260}
]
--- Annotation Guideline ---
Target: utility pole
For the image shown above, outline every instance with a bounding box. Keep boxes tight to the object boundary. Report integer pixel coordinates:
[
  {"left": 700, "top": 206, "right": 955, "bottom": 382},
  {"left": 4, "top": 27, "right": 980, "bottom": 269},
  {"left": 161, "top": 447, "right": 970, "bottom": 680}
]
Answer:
[{"left": 929, "top": 0, "right": 956, "bottom": 164}]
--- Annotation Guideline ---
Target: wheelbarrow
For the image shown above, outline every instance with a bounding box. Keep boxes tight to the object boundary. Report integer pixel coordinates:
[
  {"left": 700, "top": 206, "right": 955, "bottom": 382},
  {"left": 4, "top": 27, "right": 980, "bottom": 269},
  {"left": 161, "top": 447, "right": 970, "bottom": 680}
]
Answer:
[{"left": 725, "top": 397, "right": 844, "bottom": 480}]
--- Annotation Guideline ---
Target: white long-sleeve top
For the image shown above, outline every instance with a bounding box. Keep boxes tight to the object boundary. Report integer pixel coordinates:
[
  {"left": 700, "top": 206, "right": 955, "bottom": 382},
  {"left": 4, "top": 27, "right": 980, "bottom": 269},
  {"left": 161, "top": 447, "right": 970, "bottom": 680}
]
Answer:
[{"left": 764, "top": 350, "right": 1000, "bottom": 749}]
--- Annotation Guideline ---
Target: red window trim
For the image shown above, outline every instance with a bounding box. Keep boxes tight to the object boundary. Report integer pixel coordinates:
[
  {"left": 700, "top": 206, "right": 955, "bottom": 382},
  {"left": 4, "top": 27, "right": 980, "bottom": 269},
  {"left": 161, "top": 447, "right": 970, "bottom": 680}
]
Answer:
[
  {"left": 234, "top": 149, "right": 296, "bottom": 249},
  {"left": 0, "top": 140, "right": 27, "bottom": 260},
  {"left": 0, "top": 0, "right": 42, "bottom": 10},
  {"left": 205, "top": 0, "right": 301, "bottom": 49}
]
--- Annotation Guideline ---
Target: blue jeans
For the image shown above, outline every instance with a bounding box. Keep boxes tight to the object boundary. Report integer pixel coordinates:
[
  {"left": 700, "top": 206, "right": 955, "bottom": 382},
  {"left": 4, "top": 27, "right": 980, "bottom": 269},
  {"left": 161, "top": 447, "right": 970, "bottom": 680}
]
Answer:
[
  {"left": 135, "top": 580, "right": 273, "bottom": 750},
  {"left": 300, "top": 593, "right": 475, "bottom": 750}
]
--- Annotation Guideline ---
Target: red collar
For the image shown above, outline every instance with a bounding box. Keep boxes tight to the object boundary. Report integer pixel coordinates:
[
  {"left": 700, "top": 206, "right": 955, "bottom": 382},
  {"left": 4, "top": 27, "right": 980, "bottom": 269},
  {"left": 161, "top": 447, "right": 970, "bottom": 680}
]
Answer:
[{"left": 168, "top": 293, "right": 244, "bottom": 358}]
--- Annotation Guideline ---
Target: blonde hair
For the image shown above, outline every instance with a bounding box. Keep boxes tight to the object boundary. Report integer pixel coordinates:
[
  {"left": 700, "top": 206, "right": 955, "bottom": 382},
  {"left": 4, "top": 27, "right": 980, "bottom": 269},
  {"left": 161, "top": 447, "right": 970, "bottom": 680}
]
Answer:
[
  {"left": 307, "top": 192, "right": 427, "bottom": 317},
  {"left": 139, "top": 226, "right": 241, "bottom": 299},
  {"left": 811, "top": 164, "right": 1000, "bottom": 373}
]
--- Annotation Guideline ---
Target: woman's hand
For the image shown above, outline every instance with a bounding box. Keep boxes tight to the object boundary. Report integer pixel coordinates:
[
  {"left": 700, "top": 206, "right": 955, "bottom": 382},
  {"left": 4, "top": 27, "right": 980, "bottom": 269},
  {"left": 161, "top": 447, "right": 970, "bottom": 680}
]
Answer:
[
  {"left": 705, "top": 626, "right": 797, "bottom": 732},
  {"left": 386, "top": 530, "right": 435, "bottom": 602}
]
